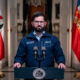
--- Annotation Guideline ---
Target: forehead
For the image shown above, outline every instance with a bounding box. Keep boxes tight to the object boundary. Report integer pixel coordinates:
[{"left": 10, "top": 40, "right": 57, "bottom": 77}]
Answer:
[{"left": 34, "top": 16, "right": 44, "bottom": 21}]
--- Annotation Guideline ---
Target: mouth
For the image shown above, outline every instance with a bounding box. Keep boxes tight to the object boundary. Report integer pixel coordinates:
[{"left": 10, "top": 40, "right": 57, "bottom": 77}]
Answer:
[{"left": 37, "top": 26, "right": 42, "bottom": 29}]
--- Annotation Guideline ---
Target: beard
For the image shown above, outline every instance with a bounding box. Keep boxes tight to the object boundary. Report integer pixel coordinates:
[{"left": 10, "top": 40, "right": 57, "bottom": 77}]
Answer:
[{"left": 33, "top": 26, "right": 46, "bottom": 32}]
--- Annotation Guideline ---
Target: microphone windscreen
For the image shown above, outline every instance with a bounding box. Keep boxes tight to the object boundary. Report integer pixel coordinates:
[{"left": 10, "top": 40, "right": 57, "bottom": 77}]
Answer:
[
  {"left": 42, "top": 47, "right": 46, "bottom": 51},
  {"left": 33, "top": 46, "right": 38, "bottom": 51}
]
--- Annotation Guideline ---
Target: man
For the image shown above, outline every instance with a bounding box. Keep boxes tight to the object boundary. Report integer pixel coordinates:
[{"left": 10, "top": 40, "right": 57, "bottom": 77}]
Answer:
[{"left": 14, "top": 11, "right": 66, "bottom": 74}]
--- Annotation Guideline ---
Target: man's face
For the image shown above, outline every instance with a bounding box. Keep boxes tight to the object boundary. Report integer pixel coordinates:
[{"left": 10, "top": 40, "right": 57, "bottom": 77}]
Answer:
[{"left": 31, "top": 16, "right": 47, "bottom": 32}]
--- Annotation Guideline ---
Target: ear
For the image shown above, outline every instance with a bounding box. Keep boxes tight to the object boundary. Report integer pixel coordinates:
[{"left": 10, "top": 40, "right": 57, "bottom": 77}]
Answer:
[
  {"left": 31, "top": 22, "right": 34, "bottom": 26},
  {"left": 44, "top": 21, "right": 47, "bottom": 26}
]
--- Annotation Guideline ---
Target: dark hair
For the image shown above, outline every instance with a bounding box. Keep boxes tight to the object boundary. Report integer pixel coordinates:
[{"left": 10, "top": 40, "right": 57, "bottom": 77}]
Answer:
[{"left": 31, "top": 11, "right": 47, "bottom": 21}]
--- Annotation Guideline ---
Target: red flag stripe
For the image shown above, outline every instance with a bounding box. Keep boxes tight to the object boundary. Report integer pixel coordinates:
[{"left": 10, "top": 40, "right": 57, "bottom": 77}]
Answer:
[
  {"left": 72, "top": 25, "right": 80, "bottom": 62},
  {"left": 0, "top": 32, "right": 5, "bottom": 60}
]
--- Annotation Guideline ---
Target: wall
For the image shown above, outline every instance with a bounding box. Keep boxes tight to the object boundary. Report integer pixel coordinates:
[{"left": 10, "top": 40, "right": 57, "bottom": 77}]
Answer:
[
  {"left": 60, "top": 0, "right": 72, "bottom": 67},
  {"left": 52, "top": 0, "right": 72, "bottom": 67},
  {"left": 7, "top": 0, "right": 17, "bottom": 67}
]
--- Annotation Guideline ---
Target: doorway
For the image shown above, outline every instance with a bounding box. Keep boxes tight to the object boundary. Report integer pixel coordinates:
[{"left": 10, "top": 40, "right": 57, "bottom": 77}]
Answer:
[{"left": 22, "top": 0, "right": 52, "bottom": 35}]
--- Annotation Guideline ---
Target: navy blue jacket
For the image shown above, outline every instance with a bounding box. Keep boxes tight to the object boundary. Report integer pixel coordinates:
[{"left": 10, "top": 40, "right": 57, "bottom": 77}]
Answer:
[{"left": 14, "top": 31, "right": 65, "bottom": 67}]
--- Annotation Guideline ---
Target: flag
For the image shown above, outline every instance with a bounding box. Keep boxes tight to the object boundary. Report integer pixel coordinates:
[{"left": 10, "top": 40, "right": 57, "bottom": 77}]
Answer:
[
  {"left": 0, "top": 15, "right": 4, "bottom": 60},
  {"left": 72, "top": 0, "right": 80, "bottom": 62}
]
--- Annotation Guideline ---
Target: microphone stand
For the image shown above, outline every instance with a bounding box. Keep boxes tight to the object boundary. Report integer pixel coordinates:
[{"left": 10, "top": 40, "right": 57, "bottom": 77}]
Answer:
[
  {"left": 33, "top": 46, "right": 46, "bottom": 80},
  {"left": 33, "top": 46, "right": 46, "bottom": 68},
  {"left": 38, "top": 56, "right": 41, "bottom": 68}
]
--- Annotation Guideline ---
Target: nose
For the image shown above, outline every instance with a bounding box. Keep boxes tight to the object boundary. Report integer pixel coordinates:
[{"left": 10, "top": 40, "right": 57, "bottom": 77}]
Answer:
[{"left": 38, "top": 22, "right": 41, "bottom": 25}]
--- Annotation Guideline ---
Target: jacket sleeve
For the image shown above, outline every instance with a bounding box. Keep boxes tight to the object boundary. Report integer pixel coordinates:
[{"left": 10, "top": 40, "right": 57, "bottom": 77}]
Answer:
[
  {"left": 53, "top": 38, "right": 65, "bottom": 65},
  {"left": 14, "top": 38, "right": 26, "bottom": 65}
]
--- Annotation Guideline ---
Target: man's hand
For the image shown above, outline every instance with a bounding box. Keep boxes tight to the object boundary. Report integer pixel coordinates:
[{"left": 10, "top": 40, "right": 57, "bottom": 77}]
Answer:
[
  {"left": 14, "top": 62, "right": 21, "bottom": 68},
  {"left": 58, "top": 63, "right": 66, "bottom": 69}
]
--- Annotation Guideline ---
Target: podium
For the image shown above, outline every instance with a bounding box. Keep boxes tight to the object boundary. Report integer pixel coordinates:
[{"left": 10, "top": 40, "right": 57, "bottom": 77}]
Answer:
[{"left": 14, "top": 67, "right": 64, "bottom": 80}]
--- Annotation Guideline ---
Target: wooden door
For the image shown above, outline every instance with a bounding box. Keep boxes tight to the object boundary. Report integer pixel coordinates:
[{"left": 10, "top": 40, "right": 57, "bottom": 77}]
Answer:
[{"left": 28, "top": 5, "right": 47, "bottom": 33}]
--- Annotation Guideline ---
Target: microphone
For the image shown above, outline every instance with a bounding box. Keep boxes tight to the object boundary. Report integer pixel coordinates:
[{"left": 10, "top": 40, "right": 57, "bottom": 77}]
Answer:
[
  {"left": 42, "top": 47, "right": 46, "bottom": 59},
  {"left": 33, "top": 46, "right": 38, "bottom": 59}
]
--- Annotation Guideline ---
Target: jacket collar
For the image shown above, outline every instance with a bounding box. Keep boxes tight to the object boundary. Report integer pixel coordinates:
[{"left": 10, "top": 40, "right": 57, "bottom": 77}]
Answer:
[{"left": 26, "top": 31, "right": 51, "bottom": 39}]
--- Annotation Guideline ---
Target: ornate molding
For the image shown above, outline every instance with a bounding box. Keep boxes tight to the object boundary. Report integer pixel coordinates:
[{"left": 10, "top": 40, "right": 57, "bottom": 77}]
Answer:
[{"left": 26, "top": 0, "right": 46, "bottom": 7}]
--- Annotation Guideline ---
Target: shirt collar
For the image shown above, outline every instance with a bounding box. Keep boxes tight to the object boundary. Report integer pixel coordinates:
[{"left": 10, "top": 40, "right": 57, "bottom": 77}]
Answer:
[
  {"left": 33, "top": 31, "right": 45, "bottom": 36},
  {"left": 33, "top": 31, "right": 45, "bottom": 41}
]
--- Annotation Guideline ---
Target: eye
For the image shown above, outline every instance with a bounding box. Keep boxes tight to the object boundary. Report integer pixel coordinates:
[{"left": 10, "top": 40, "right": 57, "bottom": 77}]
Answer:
[{"left": 34, "top": 21, "right": 44, "bottom": 24}]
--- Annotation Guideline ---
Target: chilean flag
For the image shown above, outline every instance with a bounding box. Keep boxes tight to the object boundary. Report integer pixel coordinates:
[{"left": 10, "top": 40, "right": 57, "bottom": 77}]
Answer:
[
  {"left": 72, "top": 0, "right": 80, "bottom": 62},
  {"left": 0, "top": 16, "right": 5, "bottom": 60}
]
